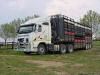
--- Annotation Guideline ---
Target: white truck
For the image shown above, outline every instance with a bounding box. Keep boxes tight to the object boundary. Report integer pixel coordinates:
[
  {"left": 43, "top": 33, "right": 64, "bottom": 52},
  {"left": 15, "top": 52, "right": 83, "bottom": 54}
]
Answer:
[{"left": 17, "top": 15, "right": 92, "bottom": 54}]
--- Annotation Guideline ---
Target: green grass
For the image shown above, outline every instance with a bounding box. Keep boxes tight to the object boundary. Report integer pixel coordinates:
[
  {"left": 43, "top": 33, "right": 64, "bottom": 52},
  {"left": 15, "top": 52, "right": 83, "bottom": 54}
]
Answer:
[
  {"left": 93, "top": 41, "right": 100, "bottom": 46},
  {"left": 0, "top": 41, "right": 100, "bottom": 75}
]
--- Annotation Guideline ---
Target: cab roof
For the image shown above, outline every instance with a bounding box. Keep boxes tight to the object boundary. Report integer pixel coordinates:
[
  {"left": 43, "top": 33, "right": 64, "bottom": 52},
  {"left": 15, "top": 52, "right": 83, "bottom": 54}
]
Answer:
[{"left": 21, "top": 16, "right": 51, "bottom": 26}]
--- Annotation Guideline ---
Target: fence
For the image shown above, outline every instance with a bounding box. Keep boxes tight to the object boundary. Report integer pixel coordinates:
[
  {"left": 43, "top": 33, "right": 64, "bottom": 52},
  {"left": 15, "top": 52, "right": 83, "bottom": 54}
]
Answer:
[{"left": 0, "top": 42, "right": 17, "bottom": 49}]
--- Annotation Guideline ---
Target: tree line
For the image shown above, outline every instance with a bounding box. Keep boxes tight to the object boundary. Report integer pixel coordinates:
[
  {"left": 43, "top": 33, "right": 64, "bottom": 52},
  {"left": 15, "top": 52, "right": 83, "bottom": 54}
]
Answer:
[{"left": 0, "top": 10, "right": 100, "bottom": 45}]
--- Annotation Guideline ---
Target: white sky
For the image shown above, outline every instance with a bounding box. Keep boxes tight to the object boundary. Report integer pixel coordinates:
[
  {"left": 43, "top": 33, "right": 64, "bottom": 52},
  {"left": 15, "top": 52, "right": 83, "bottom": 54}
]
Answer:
[{"left": 0, "top": 0, "right": 100, "bottom": 24}]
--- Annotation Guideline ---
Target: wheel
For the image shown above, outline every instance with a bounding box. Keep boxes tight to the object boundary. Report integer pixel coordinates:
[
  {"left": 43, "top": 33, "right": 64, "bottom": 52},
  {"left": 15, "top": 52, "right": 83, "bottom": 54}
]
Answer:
[
  {"left": 89, "top": 44, "right": 92, "bottom": 49},
  {"left": 24, "top": 52, "right": 31, "bottom": 55},
  {"left": 67, "top": 44, "right": 74, "bottom": 53},
  {"left": 85, "top": 44, "right": 89, "bottom": 50},
  {"left": 85, "top": 44, "right": 88, "bottom": 50},
  {"left": 59, "top": 44, "right": 66, "bottom": 54},
  {"left": 37, "top": 44, "right": 46, "bottom": 55},
  {"left": 88, "top": 44, "right": 90, "bottom": 49}
]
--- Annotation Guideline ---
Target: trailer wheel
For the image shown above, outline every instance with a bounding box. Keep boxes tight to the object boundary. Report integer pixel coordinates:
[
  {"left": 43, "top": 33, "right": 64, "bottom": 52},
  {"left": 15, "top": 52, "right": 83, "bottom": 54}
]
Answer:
[
  {"left": 37, "top": 44, "right": 46, "bottom": 55},
  {"left": 85, "top": 44, "right": 89, "bottom": 50},
  {"left": 89, "top": 44, "right": 92, "bottom": 49},
  {"left": 59, "top": 44, "right": 66, "bottom": 54},
  {"left": 67, "top": 44, "right": 74, "bottom": 53}
]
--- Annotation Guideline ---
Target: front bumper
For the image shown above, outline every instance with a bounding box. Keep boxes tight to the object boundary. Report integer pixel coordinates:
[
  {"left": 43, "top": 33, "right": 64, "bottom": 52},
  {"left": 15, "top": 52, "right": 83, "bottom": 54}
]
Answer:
[{"left": 16, "top": 43, "right": 37, "bottom": 52}]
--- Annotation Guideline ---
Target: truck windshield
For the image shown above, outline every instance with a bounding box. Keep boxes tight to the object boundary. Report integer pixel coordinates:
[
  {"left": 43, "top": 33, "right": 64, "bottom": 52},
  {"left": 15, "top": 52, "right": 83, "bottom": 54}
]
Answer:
[{"left": 18, "top": 24, "right": 36, "bottom": 34}]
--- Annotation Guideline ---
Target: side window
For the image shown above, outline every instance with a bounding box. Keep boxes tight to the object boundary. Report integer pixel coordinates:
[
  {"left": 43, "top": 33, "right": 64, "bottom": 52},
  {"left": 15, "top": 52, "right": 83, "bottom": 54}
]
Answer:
[{"left": 38, "top": 25, "right": 42, "bottom": 32}]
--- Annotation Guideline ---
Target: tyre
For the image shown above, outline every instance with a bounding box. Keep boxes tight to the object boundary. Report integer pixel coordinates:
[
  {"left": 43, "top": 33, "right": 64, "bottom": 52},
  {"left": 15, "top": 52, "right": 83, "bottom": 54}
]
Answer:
[
  {"left": 59, "top": 44, "right": 66, "bottom": 54},
  {"left": 67, "top": 44, "right": 74, "bottom": 53},
  {"left": 37, "top": 44, "right": 46, "bottom": 55},
  {"left": 89, "top": 44, "right": 92, "bottom": 49},
  {"left": 85, "top": 44, "right": 89, "bottom": 50}
]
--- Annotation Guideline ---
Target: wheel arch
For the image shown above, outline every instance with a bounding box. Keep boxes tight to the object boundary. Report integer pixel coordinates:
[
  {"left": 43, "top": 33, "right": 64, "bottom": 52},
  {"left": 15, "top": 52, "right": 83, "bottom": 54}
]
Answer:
[{"left": 38, "top": 42, "right": 47, "bottom": 50}]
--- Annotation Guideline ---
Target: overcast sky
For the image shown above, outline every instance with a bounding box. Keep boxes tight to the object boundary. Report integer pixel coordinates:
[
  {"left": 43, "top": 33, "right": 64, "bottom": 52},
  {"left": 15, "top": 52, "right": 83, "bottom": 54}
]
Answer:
[{"left": 0, "top": 0, "right": 100, "bottom": 24}]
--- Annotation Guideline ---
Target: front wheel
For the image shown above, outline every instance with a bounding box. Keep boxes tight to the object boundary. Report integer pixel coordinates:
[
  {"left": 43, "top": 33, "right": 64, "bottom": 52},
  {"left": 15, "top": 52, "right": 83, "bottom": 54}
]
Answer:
[
  {"left": 67, "top": 44, "right": 74, "bottom": 53},
  {"left": 37, "top": 44, "right": 46, "bottom": 55}
]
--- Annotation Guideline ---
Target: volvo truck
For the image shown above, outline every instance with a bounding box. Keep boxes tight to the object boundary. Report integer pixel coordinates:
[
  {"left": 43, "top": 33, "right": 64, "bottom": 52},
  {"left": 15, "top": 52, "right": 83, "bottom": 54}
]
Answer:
[{"left": 17, "top": 15, "right": 92, "bottom": 54}]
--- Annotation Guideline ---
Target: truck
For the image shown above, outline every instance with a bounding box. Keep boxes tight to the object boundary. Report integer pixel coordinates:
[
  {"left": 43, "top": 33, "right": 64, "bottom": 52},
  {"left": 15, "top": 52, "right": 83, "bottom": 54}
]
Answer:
[{"left": 17, "top": 14, "right": 92, "bottom": 54}]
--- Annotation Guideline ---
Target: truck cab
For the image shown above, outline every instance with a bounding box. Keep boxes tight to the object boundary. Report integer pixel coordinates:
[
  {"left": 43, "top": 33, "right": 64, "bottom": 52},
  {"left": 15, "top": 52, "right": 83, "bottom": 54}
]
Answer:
[{"left": 17, "top": 17, "right": 52, "bottom": 54}]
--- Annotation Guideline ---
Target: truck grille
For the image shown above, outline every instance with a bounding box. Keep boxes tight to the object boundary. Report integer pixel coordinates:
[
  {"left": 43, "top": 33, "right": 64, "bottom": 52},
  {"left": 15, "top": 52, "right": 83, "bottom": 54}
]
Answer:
[
  {"left": 18, "top": 38, "right": 27, "bottom": 48},
  {"left": 19, "top": 43, "right": 25, "bottom": 48}
]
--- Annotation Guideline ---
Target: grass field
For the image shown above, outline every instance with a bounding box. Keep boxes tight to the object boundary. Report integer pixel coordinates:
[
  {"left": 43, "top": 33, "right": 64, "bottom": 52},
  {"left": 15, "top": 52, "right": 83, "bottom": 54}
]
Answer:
[{"left": 0, "top": 41, "right": 100, "bottom": 75}]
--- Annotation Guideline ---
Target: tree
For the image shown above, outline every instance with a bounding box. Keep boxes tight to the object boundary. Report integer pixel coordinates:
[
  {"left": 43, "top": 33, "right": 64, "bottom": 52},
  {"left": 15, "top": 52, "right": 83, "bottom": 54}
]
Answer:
[
  {"left": 80, "top": 10, "right": 100, "bottom": 34},
  {"left": 9, "top": 24, "right": 16, "bottom": 49},
  {"left": 10, "top": 18, "right": 22, "bottom": 31},
  {"left": 9, "top": 24, "right": 16, "bottom": 41},
  {"left": 0, "top": 24, "right": 11, "bottom": 45},
  {"left": 0, "top": 24, "right": 17, "bottom": 49}
]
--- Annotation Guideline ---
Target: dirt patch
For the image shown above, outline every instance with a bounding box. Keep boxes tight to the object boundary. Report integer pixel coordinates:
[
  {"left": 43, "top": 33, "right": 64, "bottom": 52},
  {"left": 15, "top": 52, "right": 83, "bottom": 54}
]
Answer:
[
  {"left": 25, "top": 60, "right": 65, "bottom": 68},
  {"left": 71, "top": 63, "right": 84, "bottom": 68},
  {"left": 0, "top": 55, "right": 16, "bottom": 56},
  {"left": 54, "top": 71, "right": 70, "bottom": 75}
]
